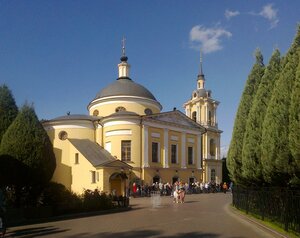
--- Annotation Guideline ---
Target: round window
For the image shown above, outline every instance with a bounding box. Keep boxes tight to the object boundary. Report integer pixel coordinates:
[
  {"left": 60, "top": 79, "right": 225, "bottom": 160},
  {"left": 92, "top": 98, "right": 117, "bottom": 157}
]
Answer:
[
  {"left": 58, "top": 131, "right": 68, "bottom": 140},
  {"left": 144, "top": 108, "right": 153, "bottom": 115}
]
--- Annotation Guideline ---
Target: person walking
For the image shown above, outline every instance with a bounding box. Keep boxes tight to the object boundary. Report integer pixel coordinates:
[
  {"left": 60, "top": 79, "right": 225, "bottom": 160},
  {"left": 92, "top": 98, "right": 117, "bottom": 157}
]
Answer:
[{"left": 222, "top": 182, "right": 228, "bottom": 194}]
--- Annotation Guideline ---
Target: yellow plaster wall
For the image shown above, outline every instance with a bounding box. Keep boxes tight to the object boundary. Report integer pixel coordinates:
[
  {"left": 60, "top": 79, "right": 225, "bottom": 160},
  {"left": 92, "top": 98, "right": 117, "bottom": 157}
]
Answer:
[
  {"left": 143, "top": 168, "right": 202, "bottom": 185},
  {"left": 46, "top": 127, "right": 96, "bottom": 191},
  {"left": 103, "top": 123, "right": 142, "bottom": 167},
  {"left": 89, "top": 101, "right": 160, "bottom": 117}
]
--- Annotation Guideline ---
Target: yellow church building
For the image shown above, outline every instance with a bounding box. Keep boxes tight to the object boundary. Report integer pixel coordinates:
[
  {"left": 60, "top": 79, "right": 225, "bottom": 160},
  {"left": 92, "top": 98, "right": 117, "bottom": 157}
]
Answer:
[{"left": 43, "top": 45, "right": 222, "bottom": 196}]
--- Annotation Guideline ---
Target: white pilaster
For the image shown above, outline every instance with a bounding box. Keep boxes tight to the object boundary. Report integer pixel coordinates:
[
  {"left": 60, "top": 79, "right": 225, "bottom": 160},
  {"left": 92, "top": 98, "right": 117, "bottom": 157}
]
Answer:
[
  {"left": 143, "top": 125, "right": 149, "bottom": 167},
  {"left": 214, "top": 104, "right": 217, "bottom": 126},
  {"left": 197, "top": 134, "right": 202, "bottom": 169},
  {"left": 196, "top": 105, "right": 200, "bottom": 123},
  {"left": 205, "top": 103, "right": 208, "bottom": 124},
  {"left": 163, "top": 128, "right": 169, "bottom": 168},
  {"left": 181, "top": 133, "right": 186, "bottom": 169}
]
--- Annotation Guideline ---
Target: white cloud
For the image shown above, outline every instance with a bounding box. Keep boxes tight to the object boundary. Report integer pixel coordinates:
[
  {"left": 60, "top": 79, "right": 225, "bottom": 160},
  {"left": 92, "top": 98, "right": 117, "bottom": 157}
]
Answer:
[
  {"left": 190, "top": 25, "right": 232, "bottom": 54},
  {"left": 225, "top": 9, "right": 240, "bottom": 20},
  {"left": 259, "top": 4, "right": 279, "bottom": 28}
]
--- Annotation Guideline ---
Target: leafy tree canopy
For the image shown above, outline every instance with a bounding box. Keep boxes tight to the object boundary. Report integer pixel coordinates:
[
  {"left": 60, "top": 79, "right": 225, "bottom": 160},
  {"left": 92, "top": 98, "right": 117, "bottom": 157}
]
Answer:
[
  {"left": 242, "top": 49, "right": 281, "bottom": 185},
  {"left": 0, "top": 84, "right": 18, "bottom": 144},
  {"left": 0, "top": 103, "right": 56, "bottom": 185},
  {"left": 227, "top": 49, "right": 265, "bottom": 184}
]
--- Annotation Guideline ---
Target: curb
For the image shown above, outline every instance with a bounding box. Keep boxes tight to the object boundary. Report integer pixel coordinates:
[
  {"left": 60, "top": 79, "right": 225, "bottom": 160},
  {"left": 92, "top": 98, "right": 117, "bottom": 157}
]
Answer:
[{"left": 228, "top": 205, "right": 289, "bottom": 238}]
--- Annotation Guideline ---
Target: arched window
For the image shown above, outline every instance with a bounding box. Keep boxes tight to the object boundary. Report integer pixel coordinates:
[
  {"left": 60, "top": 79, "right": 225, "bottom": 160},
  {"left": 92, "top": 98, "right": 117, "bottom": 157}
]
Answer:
[
  {"left": 115, "top": 106, "right": 126, "bottom": 112},
  {"left": 210, "top": 139, "right": 216, "bottom": 156},
  {"left": 93, "top": 110, "right": 99, "bottom": 116},
  {"left": 208, "top": 111, "right": 212, "bottom": 125},
  {"left": 172, "top": 176, "right": 179, "bottom": 184},
  {"left": 153, "top": 176, "right": 160, "bottom": 184},
  {"left": 192, "top": 111, "right": 197, "bottom": 121},
  {"left": 211, "top": 169, "right": 216, "bottom": 182}
]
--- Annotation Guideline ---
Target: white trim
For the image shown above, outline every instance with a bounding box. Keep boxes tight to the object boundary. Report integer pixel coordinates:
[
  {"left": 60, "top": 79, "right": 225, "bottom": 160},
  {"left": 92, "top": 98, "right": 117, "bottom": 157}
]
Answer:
[
  {"left": 103, "top": 120, "right": 138, "bottom": 127},
  {"left": 89, "top": 96, "right": 162, "bottom": 111},
  {"left": 188, "top": 138, "right": 195, "bottom": 143},
  {"left": 105, "top": 130, "right": 132, "bottom": 137},
  {"left": 151, "top": 132, "right": 160, "bottom": 138},
  {"left": 171, "top": 135, "right": 178, "bottom": 141},
  {"left": 181, "top": 133, "right": 186, "bottom": 169},
  {"left": 197, "top": 134, "right": 202, "bottom": 169},
  {"left": 143, "top": 126, "right": 149, "bottom": 167},
  {"left": 163, "top": 128, "right": 169, "bottom": 168},
  {"left": 143, "top": 121, "right": 203, "bottom": 135},
  {"left": 45, "top": 124, "right": 94, "bottom": 130}
]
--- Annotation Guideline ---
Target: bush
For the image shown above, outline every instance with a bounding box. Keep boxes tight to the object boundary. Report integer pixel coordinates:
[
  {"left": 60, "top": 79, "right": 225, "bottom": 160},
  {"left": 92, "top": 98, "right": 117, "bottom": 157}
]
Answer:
[
  {"left": 82, "top": 189, "right": 114, "bottom": 211},
  {"left": 41, "top": 183, "right": 115, "bottom": 215},
  {"left": 41, "top": 182, "right": 82, "bottom": 215}
]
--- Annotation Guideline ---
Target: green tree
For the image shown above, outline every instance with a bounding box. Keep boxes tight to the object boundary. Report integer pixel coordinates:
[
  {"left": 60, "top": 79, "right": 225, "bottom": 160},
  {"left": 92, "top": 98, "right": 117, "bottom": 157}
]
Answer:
[
  {"left": 227, "top": 49, "right": 265, "bottom": 184},
  {"left": 0, "top": 84, "right": 18, "bottom": 144},
  {"left": 288, "top": 53, "right": 300, "bottom": 185},
  {"left": 242, "top": 49, "right": 281, "bottom": 185},
  {"left": 0, "top": 103, "right": 56, "bottom": 186},
  {"left": 261, "top": 27, "right": 300, "bottom": 185}
]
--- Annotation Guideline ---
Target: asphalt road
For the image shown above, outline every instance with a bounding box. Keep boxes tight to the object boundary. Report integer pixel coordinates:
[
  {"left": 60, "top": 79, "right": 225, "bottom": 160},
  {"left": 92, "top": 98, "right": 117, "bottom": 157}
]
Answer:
[{"left": 6, "top": 193, "right": 283, "bottom": 238}]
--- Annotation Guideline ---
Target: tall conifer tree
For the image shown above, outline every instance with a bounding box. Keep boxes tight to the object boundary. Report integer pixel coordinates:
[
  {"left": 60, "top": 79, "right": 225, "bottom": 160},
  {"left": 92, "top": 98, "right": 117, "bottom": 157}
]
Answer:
[
  {"left": 0, "top": 84, "right": 18, "bottom": 144},
  {"left": 0, "top": 103, "right": 56, "bottom": 185},
  {"left": 289, "top": 53, "right": 300, "bottom": 184},
  {"left": 227, "top": 49, "right": 265, "bottom": 184},
  {"left": 242, "top": 49, "right": 281, "bottom": 185},
  {"left": 261, "top": 27, "right": 300, "bottom": 185}
]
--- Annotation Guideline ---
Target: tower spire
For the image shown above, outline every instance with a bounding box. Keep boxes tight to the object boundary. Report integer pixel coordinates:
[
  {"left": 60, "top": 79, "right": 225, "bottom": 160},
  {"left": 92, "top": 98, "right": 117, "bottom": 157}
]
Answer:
[
  {"left": 199, "top": 49, "right": 204, "bottom": 76},
  {"left": 197, "top": 49, "right": 205, "bottom": 89}
]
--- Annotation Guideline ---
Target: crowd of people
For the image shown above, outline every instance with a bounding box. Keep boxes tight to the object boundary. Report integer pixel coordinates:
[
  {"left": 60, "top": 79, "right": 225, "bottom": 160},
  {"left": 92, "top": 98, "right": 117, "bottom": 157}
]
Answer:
[{"left": 129, "top": 181, "right": 232, "bottom": 199}]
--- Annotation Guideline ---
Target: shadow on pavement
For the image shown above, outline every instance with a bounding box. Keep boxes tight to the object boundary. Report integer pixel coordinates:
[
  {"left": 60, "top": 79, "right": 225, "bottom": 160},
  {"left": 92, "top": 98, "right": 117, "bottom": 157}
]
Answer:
[
  {"left": 6, "top": 226, "right": 69, "bottom": 237},
  {"left": 63, "top": 230, "right": 220, "bottom": 238}
]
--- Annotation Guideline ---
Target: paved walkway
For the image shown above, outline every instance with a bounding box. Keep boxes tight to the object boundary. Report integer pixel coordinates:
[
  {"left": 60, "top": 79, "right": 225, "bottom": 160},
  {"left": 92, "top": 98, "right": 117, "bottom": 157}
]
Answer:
[{"left": 6, "top": 193, "right": 283, "bottom": 237}]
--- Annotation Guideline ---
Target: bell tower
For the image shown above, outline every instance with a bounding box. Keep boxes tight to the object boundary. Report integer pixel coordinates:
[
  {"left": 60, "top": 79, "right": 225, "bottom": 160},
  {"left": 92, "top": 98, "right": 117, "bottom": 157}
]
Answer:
[{"left": 183, "top": 52, "right": 223, "bottom": 184}]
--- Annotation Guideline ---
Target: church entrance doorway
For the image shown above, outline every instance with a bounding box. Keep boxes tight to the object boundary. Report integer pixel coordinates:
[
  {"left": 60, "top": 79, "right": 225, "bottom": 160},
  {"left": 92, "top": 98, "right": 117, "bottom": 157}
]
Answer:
[{"left": 110, "top": 172, "right": 127, "bottom": 196}]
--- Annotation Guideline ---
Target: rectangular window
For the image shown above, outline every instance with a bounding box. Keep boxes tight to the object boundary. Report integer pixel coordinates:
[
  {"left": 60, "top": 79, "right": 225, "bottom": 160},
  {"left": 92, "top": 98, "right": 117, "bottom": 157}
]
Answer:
[
  {"left": 152, "top": 142, "right": 159, "bottom": 163},
  {"left": 75, "top": 153, "right": 79, "bottom": 164},
  {"left": 188, "top": 147, "right": 193, "bottom": 165},
  {"left": 171, "top": 144, "right": 177, "bottom": 164},
  {"left": 121, "top": 140, "right": 131, "bottom": 161},
  {"left": 91, "top": 171, "right": 96, "bottom": 183}
]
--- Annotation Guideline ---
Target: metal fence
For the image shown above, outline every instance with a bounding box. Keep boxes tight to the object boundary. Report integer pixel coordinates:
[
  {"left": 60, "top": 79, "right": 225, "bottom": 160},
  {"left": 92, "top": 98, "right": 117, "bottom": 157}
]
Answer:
[{"left": 232, "top": 186, "right": 300, "bottom": 234}]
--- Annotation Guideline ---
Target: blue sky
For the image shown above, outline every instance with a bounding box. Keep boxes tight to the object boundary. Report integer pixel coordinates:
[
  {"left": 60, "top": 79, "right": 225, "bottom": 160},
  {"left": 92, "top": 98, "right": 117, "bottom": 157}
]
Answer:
[{"left": 1, "top": 1, "right": 299, "bottom": 154}]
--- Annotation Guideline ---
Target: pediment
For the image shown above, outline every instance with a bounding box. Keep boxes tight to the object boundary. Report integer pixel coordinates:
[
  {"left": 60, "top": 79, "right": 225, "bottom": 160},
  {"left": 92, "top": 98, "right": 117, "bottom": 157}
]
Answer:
[{"left": 143, "top": 111, "right": 205, "bottom": 131}]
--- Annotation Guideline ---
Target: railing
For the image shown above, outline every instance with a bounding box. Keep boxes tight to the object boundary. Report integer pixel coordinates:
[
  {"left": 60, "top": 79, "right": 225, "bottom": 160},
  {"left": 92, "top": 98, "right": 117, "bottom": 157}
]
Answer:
[{"left": 232, "top": 186, "right": 300, "bottom": 235}]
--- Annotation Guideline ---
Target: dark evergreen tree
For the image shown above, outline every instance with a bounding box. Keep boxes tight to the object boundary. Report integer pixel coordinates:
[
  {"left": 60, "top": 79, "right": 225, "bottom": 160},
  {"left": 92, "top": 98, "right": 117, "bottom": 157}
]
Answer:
[
  {"left": 227, "top": 49, "right": 265, "bottom": 184},
  {"left": 0, "top": 103, "right": 56, "bottom": 185},
  {"left": 288, "top": 53, "right": 300, "bottom": 184},
  {"left": 261, "top": 27, "right": 300, "bottom": 185},
  {"left": 0, "top": 84, "right": 18, "bottom": 144},
  {"left": 242, "top": 49, "right": 281, "bottom": 185}
]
